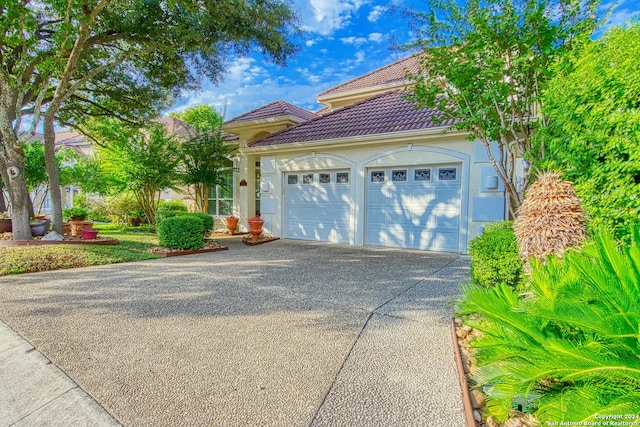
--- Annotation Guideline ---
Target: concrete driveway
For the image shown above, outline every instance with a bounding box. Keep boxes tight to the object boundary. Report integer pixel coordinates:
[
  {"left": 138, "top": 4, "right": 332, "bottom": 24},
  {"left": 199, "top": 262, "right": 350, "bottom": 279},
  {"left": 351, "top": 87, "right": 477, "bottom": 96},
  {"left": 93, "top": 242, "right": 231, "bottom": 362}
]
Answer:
[{"left": 0, "top": 239, "right": 469, "bottom": 426}]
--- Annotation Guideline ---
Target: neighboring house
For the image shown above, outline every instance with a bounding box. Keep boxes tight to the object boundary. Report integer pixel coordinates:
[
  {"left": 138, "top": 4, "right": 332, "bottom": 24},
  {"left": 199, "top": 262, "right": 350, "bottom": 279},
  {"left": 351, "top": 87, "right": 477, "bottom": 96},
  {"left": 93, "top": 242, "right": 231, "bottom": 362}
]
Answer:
[{"left": 223, "top": 55, "right": 512, "bottom": 253}]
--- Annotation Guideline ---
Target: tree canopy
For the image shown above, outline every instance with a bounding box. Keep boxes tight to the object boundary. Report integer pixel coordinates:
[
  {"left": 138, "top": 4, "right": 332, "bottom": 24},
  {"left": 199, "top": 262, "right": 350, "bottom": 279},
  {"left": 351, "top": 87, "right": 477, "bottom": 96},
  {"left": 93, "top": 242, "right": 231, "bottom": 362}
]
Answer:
[
  {"left": 0, "top": 0, "right": 299, "bottom": 239},
  {"left": 404, "top": 0, "right": 603, "bottom": 216},
  {"left": 94, "top": 120, "right": 182, "bottom": 225},
  {"left": 533, "top": 22, "right": 640, "bottom": 240},
  {"left": 169, "top": 105, "right": 224, "bottom": 133}
]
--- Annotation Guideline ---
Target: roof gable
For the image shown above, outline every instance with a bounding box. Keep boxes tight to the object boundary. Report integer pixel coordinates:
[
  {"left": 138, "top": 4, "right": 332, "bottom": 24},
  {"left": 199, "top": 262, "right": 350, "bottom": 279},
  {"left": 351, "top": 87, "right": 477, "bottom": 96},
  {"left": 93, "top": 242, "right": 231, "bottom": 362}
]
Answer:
[
  {"left": 224, "top": 100, "right": 317, "bottom": 126},
  {"left": 318, "top": 55, "right": 422, "bottom": 100},
  {"left": 248, "top": 91, "right": 458, "bottom": 148}
]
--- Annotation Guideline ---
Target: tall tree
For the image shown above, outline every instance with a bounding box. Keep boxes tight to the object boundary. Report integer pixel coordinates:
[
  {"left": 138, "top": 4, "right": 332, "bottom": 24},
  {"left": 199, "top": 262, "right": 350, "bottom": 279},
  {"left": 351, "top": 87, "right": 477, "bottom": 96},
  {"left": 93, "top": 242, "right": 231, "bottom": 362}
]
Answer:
[
  {"left": 179, "top": 130, "right": 236, "bottom": 213},
  {"left": 403, "top": 0, "right": 603, "bottom": 217},
  {"left": 95, "top": 120, "right": 181, "bottom": 225},
  {"left": 0, "top": 0, "right": 299, "bottom": 239},
  {"left": 533, "top": 22, "right": 640, "bottom": 241},
  {"left": 169, "top": 105, "right": 223, "bottom": 133}
]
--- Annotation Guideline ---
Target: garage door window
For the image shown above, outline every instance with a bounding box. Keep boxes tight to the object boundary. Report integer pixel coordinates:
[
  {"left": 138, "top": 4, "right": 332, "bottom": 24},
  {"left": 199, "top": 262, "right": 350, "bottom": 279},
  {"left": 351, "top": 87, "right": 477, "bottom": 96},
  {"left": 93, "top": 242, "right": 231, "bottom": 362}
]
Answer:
[
  {"left": 371, "top": 170, "right": 385, "bottom": 183},
  {"left": 438, "top": 167, "right": 457, "bottom": 181},
  {"left": 392, "top": 170, "right": 407, "bottom": 182},
  {"left": 320, "top": 173, "right": 331, "bottom": 184},
  {"left": 288, "top": 174, "right": 298, "bottom": 185},
  {"left": 303, "top": 174, "right": 313, "bottom": 184},
  {"left": 414, "top": 169, "right": 431, "bottom": 181},
  {"left": 337, "top": 172, "right": 349, "bottom": 183}
]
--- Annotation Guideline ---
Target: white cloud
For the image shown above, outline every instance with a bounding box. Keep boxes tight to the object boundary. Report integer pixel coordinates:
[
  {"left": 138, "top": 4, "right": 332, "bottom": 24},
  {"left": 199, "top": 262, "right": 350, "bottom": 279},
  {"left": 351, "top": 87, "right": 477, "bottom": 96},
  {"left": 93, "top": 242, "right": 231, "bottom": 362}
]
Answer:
[
  {"left": 225, "top": 57, "right": 267, "bottom": 84},
  {"left": 368, "top": 5, "right": 387, "bottom": 22},
  {"left": 298, "top": 0, "right": 370, "bottom": 36},
  {"left": 340, "top": 36, "right": 368, "bottom": 45},
  {"left": 306, "top": 39, "right": 318, "bottom": 47},
  {"left": 368, "top": 32, "right": 383, "bottom": 42}
]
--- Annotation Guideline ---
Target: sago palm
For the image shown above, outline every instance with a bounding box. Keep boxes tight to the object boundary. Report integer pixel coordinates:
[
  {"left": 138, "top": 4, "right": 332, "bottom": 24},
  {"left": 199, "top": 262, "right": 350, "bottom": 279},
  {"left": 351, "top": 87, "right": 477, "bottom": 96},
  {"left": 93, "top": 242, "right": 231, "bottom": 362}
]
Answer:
[{"left": 458, "top": 229, "right": 640, "bottom": 422}]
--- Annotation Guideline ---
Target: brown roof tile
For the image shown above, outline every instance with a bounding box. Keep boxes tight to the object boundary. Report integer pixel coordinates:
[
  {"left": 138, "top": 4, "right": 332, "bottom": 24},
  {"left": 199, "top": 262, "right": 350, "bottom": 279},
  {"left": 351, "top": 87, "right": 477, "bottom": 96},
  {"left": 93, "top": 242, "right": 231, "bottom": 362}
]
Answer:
[
  {"left": 318, "top": 55, "right": 422, "bottom": 98},
  {"left": 224, "top": 100, "right": 318, "bottom": 126},
  {"left": 248, "top": 91, "right": 457, "bottom": 147}
]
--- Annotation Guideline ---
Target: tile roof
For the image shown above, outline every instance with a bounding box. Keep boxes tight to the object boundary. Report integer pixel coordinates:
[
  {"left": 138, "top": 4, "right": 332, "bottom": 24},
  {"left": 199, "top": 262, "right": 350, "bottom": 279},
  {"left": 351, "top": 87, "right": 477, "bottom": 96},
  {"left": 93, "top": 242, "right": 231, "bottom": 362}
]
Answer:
[
  {"left": 248, "top": 91, "right": 458, "bottom": 147},
  {"left": 318, "top": 55, "right": 422, "bottom": 98},
  {"left": 155, "top": 117, "right": 198, "bottom": 138},
  {"left": 224, "top": 100, "right": 318, "bottom": 126}
]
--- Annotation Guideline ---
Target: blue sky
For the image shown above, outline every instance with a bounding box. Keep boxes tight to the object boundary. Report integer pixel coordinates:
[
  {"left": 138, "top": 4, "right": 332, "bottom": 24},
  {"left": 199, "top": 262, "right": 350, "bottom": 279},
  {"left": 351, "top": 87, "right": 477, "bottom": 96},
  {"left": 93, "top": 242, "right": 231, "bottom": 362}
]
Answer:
[{"left": 169, "top": 0, "right": 640, "bottom": 121}]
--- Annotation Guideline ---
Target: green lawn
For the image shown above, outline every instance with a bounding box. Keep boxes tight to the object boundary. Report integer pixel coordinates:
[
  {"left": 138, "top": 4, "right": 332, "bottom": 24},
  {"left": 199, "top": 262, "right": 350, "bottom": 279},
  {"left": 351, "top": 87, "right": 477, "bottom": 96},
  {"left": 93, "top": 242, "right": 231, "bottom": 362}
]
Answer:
[{"left": 0, "top": 224, "right": 161, "bottom": 276}]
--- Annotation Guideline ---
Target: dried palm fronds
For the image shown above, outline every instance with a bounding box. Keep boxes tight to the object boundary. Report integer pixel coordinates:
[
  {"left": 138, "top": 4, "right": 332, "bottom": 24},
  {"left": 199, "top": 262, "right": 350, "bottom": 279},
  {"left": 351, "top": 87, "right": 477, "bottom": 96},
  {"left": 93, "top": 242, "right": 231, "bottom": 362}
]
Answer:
[{"left": 514, "top": 172, "right": 586, "bottom": 262}]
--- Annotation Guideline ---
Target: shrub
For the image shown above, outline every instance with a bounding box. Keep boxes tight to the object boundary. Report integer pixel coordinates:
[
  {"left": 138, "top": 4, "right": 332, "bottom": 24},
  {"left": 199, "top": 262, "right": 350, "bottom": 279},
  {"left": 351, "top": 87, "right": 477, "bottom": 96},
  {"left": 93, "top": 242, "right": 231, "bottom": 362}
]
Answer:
[
  {"left": 458, "top": 229, "right": 640, "bottom": 423},
  {"left": 155, "top": 201, "right": 189, "bottom": 226},
  {"left": 158, "top": 200, "right": 188, "bottom": 212},
  {"left": 189, "top": 212, "right": 213, "bottom": 233},
  {"left": 157, "top": 216, "right": 204, "bottom": 250},
  {"left": 469, "top": 222, "right": 522, "bottom": 289},
  {"left": 105, "top": 194, "right": 143, "bottom": 225}
]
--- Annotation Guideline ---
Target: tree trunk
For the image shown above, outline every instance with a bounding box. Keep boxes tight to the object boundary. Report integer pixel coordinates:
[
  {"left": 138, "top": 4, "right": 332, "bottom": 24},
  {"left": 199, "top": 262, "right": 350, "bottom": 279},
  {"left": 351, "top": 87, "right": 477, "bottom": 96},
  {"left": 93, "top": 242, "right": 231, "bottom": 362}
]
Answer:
[
  {"left": 0, "top": 144, "right": 33, "bottom": 240},
  {"left": 0, "top": 184, "right": 6, "bottom": 212},
  {"left": 44, "top": 116, "right": 64, "bottom": 233},
  {"left": 2, "top": 169, "right": 33, "bottom": 240}
]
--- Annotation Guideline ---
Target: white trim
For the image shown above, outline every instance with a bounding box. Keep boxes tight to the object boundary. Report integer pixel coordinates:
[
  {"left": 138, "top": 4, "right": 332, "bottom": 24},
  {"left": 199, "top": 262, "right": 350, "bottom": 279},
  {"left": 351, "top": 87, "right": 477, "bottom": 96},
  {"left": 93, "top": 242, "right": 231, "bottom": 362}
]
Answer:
[
  {"left": 357, "top": 145, "right": 470, "bottom": 252},
  {"left": 243, "top": 127, "right": 468, "bottom": 154}
]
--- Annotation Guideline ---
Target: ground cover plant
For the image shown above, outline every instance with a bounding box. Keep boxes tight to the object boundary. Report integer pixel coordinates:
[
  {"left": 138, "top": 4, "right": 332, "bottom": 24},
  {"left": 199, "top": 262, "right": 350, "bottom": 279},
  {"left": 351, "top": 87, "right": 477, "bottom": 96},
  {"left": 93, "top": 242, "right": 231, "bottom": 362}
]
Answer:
[
  {"left": 459, "top": 230, "right": 640, "bottom": 422},
  {"left": 0, "top": 224, "right": 160, "bottom": 276}
]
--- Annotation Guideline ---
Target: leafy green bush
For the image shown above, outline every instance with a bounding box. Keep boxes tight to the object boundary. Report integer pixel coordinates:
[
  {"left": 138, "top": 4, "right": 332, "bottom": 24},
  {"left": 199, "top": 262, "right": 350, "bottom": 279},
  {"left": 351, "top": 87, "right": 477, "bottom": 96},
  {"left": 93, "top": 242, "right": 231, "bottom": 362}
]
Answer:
[
  {"left": 458, "top": 229, "right": 640, "bottom": 422},
  {"left": 188, "top": 212, "right": 213, "bottom": 233},
  {"left": 155, "top": 201, "right": 189, "bottom": 226},
  {"left": 105, "top": 194, "right": 143, "bottom": 225},
  {"left": 158, "top": 200, "right": 188, "bottom": 212},
  {"left": 157, "top": 216, "right": 204, "bottom": 250},
  {"left": 62, "top": 206, "right": 89, "bottom": 221},
  {"left": 155, "top": 209, "right": 178, "bottom": 228},
  {"left": 469, "top": 221, "right": 522, "bottom": 289}
]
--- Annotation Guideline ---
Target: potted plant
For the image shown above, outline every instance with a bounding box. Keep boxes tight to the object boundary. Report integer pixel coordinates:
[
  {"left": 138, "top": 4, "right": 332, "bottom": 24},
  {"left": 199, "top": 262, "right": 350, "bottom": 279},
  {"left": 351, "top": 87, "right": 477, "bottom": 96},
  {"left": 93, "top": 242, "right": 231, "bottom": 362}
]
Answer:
[
  {"left": 30, "top": 218, "right": 48, "bottom": 236},
  {"left": 247, "top": 215, "right": 264, "bottom": 239},
  {"left": 0, "top": 211, "right": 12, "bottom": 233},
  {"left": 63, "top": 207, "right": 92, "bottom": 237},
  {"left": 225, "top": 216, "right": 239, "bottom": 235}
]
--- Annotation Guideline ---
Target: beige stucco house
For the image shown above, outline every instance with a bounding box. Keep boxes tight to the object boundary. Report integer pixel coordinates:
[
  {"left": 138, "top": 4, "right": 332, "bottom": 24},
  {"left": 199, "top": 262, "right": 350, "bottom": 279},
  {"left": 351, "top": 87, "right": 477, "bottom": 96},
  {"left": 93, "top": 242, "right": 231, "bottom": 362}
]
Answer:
[{"left": 223, "top": 56, "right": 508, "bottom": 253}]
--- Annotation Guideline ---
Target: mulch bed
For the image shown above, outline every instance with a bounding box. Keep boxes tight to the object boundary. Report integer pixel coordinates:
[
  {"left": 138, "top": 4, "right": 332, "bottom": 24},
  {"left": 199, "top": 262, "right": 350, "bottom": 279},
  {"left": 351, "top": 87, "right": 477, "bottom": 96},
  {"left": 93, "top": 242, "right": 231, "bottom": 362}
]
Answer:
[
  {"left": 241, "top": 235, "right": 280, "bottom": 246},
  {"left": 147, "top": 241, "right": 228, "bottom": 257}
]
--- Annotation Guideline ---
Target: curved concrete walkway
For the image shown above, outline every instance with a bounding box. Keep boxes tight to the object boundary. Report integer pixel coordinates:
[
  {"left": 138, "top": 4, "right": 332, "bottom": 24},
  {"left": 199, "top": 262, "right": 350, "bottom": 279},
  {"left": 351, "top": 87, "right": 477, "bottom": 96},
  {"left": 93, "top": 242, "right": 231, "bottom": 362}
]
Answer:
[{"left": 0, "top": 239, "right": 469, "bottom": 426}]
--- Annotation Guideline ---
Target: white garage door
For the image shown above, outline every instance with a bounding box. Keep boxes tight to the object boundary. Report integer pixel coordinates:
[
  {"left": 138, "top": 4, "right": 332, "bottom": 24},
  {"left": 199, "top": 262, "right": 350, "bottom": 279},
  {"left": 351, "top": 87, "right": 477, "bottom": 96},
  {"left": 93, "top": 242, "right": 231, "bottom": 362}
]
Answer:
[
  {"left": 284, "top": 170, "right": 353, "bottom": 243},
  {"left": 366, "top": 165, "right": 461, "bottom": 252}
]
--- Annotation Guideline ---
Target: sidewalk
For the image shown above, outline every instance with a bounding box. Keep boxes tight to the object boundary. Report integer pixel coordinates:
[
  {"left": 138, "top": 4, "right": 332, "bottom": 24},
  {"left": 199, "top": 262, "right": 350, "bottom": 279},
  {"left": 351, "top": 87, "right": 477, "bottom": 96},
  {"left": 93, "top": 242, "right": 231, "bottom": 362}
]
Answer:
[{"left": 0, "top": 321, "right": 119, "bottom": 427}]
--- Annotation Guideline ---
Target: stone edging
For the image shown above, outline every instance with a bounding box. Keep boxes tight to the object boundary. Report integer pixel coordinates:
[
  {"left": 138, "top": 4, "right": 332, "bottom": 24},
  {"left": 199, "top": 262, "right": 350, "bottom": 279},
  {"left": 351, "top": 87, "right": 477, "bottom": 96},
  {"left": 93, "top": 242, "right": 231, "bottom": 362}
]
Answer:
[{"left": 155, "top": 246, "right": 229, "bottom": 257}]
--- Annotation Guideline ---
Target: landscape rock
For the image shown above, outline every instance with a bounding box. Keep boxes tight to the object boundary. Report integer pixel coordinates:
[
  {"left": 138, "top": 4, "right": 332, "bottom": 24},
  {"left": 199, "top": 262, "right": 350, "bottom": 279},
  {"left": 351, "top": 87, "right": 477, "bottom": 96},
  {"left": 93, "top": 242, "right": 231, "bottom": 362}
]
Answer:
[
  {"left": 456, "top": 328, "right": 469, "bottom": 339},
  {"left": 42, "top": 231, "right": 64, "bottom": 241},
  {"left": 473, "top": 410, "right": 482, "bottom": 423},
  {"left": 470, "top": 388, "right": 486, "bottom": 409}
]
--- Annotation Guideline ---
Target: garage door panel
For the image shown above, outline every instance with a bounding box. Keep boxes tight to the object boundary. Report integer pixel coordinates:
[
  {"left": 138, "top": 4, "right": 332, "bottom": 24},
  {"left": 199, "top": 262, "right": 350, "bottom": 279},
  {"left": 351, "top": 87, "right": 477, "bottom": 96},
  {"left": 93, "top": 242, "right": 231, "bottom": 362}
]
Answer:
[
  {"left": 365, "top": 165, "right": 461, "bottom": 252},
  {"left": 285, "top": 171, "right": 353, "bottom": 244}
]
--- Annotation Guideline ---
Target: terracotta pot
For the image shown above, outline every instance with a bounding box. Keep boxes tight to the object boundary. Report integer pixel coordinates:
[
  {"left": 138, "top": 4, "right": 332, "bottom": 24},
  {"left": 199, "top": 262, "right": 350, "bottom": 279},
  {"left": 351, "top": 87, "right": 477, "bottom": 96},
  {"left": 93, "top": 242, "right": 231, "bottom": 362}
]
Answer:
[
  {"left": 248, "top": 220, "right": 264, "bottom": 239},
  {"left": 226, "top": 217, "right": 239, "bottom": 235},
  {"left": 0, "top": 218, "right": 12, "bottom": 233},
  {"left": 63, "top": 222, "right": 72, "bottom": 235},
  {"left": 80, "top": 228, "right": 99, "bottom": 240},
  {"left": 70, "top": 220, "right": 93, "bottom": 237}
]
